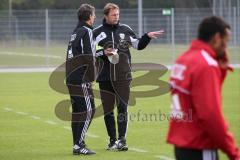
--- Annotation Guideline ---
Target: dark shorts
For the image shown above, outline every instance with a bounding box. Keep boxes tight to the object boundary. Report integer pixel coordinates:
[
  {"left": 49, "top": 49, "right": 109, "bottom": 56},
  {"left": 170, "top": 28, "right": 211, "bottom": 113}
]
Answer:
[{"left": 175, "top": 146, "right": 219, "bottom": 160}]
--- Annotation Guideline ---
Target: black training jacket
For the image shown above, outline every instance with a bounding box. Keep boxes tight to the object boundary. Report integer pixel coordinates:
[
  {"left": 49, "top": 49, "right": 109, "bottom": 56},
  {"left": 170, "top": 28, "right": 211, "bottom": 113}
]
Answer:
[
  {"left": 93, "top": 19, "right": 151, "bottom": 82},
  {"left": 66, "top": 21, "right": 95, "bottom": 85}
]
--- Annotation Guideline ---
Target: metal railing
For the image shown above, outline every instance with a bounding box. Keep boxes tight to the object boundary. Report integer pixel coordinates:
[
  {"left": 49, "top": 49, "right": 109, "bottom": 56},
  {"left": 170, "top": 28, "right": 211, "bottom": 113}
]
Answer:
[{"left": 0, "top": 8, "right": 239, "bottom": 67}]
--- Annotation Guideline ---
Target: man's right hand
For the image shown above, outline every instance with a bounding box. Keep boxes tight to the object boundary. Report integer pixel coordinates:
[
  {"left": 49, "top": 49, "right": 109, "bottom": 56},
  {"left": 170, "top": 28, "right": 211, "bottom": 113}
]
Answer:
[
  {"left": 104, "top": 48, "right": 114, "bottom": 56},
  {"left": 218, "top": 50, "right": 233, "bottom": 71}
]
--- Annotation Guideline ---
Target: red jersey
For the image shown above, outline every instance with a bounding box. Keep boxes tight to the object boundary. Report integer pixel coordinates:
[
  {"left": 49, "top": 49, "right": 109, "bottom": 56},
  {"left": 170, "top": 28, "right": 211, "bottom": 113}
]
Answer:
[{"left": 167, "top": 40, "right": 239, "bottom": 160}]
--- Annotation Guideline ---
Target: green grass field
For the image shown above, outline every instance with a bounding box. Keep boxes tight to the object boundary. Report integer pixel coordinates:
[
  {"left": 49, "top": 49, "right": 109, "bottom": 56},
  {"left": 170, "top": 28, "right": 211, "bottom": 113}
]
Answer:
[
  {"left": 0, "top": 43, "right": 239, "bottom": 67},
  {"left": 0, "top": 70, "right": 239, "bottom": 160},
  {"left": 0, "top": 44, "right": 239, "bottom": 160}
]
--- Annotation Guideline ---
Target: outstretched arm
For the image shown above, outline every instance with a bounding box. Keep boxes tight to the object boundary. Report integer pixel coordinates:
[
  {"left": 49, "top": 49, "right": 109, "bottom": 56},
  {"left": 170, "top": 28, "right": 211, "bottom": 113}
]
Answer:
[{"left": 128, "top": 27, "right": 164, "bottom": 50}]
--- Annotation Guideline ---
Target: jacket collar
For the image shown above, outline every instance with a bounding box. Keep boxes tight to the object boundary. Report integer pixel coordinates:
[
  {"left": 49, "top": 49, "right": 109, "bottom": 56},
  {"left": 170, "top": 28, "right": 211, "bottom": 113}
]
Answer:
[
  {"left": 190, "top": 39, "right": 217, "bottom": 59},
  {"left": 102, "top": 18, "right": 119, "bottom": 29},
  {"left": 76, "top": 20, "right": 93, "bottom": 30}
]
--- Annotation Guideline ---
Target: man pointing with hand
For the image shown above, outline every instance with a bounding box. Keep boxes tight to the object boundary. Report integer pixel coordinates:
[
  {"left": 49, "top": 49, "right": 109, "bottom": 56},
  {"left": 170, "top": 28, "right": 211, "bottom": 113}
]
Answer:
[{"left": 93, "top": 3, "right": 164, "bottom": 151}]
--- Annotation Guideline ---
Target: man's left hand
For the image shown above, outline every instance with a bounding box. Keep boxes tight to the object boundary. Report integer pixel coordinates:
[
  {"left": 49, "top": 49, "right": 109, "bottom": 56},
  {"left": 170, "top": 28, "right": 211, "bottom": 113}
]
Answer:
[{"left": 147, "top": 30, "right": 164, "bottom": 39}]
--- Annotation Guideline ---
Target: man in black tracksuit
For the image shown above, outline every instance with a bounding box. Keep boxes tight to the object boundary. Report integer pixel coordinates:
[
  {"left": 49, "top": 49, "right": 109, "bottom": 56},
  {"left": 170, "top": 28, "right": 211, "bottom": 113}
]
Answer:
[
  {"left": 93, "top": 3, "right": 164, "bottom": 151},
  {"left": 66, "top": 4, "right": 96, "bottom": 155}
]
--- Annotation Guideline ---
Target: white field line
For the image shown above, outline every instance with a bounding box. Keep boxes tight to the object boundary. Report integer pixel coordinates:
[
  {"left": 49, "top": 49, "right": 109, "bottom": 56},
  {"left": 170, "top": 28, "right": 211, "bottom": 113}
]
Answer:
[
  {"left": 3, "top": 107, "right": 100, "bottom": 140},
  {"left": 155, "top": 155, "right": 175, "bottom": 160},
  {"left": 63, "top": 126, "right": 99, "bottom": 138},
  {"left": 15, "top": 111, "right": 28, "bottom": 115},
  {"left": 230, "top": 64, "right": 240, "bottom": 69},
  {"left": 0, "top": 67, "right": 56, "bottom": 73},
  {"left": 63, "top": 126, "right": 71, "bottom": 130},
  {"left": 167, "top": 64, "right": 240, "bottom": 70},
  {"left": 104, "top": 139, "right": 148, "bottom": 153},
  {"left": 86, "top": 133, "right": 99, "bottom": 138},
  {"left": 0, "top": 64, "right": 239, "bottom": 73},
  {"left": 0, "top": 51, "right": 63, "bottom": 59},
  {"left": 129, "top": 148, "right": 148, "bottom": 153},
  {"left": 31, "top": 115, "right": 41, "bottom": 120},
  {"left": 4, "top": 107, "right": 13, "bottom": 111},
  {"left": 2, "top": 107, "right": 175, "bottom": 158},
  {"left": 45, "top": 120, "right": 58, "bottom": 125},
  {"left": 4, "top": 107, "right": 99, "bottom": 139}
]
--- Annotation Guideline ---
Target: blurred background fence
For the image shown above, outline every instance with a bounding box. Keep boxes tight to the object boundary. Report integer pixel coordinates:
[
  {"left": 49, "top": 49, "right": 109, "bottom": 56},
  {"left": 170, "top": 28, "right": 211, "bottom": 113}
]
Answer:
[{"left": 0, "top": 7, "right": 239, "bottom": 67}]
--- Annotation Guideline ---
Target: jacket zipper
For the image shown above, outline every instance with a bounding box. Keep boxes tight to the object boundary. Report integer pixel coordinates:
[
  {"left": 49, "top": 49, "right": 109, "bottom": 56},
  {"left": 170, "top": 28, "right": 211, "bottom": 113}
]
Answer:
[{"left": 111, "top": 32, "right": 116, "bottom": 81}]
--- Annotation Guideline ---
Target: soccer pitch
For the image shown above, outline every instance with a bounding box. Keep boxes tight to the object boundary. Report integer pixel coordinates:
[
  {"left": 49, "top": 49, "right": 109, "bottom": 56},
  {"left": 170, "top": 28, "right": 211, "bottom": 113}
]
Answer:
[
  {"left": 0, "top": 44, "right": 239, "bottom": 160},
  {"left": 0, "top": 43, "right": 239, "bottom": 67}
]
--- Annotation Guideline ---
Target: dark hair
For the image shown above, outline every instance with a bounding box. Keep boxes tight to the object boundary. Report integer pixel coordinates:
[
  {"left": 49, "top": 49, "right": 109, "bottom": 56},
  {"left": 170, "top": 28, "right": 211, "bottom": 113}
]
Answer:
[
  {"left": 103, "top": 3, "right": 119, "bottom": 15},
  {"left": 77, "top": 4, "right": 95, "bottom": 21},
  {"left": 198, "top": 16, "right": 230, "bottom": 42}
]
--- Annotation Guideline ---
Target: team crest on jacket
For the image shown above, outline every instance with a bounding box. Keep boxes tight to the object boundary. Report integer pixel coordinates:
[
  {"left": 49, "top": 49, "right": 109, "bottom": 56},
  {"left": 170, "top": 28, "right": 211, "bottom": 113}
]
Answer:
[{"left": 119, "top": 33, "right": 125, "bottom": 39}]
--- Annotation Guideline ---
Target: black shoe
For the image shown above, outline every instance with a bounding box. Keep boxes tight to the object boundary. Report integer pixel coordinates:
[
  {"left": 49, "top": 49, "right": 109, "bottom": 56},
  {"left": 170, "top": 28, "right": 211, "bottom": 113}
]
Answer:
[
  {"left": 81, "top": 141, "right": 86, "bottom": 148},
  {"left": 107, "top": 139, "right": 118, "bottom": 151},
  {"left": 73, "top": 144, "right": 96, "bottom": 155},
  {"left": 117, "top": 139, "right": 128, "bottom": 151}
]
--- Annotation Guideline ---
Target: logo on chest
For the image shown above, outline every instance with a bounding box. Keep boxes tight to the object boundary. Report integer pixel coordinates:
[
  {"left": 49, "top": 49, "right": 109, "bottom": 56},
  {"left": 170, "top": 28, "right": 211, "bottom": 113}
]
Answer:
[
  {"left": 171, "top": 64, "right": 186, "bottom": 80},
  {"left": 119, "top": 33, "right": 125, "bottom": 40}
]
